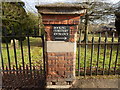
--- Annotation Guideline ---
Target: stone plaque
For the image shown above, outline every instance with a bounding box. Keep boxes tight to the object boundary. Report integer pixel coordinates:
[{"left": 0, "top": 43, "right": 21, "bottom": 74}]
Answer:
[{"left": 53, "top": 25, "right": 70, "bottom": 41}]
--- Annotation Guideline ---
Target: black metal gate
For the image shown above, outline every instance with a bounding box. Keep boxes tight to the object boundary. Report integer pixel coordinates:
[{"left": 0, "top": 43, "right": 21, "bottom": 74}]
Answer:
[{"left": 1, "top": 27, "right": 46, "bottom": 89}]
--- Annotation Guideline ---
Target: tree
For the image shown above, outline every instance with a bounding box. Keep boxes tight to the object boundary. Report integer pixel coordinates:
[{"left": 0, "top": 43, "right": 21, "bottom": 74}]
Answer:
[
  {"left": 115, "top": 2, "right": 120, "bottom": 35},
  {"left": 115, "top": 12, "right": 120, "bottom": 35},
  {"left": 76, "top": 1, "right": 115, "bottom": 41},
  {"left": 25, "top": 12, "right": 39, "bottom": 35},
  {"left": 2, "top": 1, "right": 29, "bottom": 42}
]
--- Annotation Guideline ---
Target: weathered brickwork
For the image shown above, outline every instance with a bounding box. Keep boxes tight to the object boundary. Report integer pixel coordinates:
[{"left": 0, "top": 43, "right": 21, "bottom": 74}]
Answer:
[
  {"left": 69, "top": 26, "right": 78, "bottom": 42},
  {"left": 45, "top": 25, "right": 78, "bottom": 42},
  {"left": 44, "top": 25, "right": 52, "bottom": 41},
  {"left": 42, "top": 14, "right": 80, "bottom": 24},
  {"left": 36, "top": 3, "right": 87, "bottom": 87},
  {"left": 46, "top": 52, "right": 76, "bottom": 85},
  {"left": 43, "top": 14, "right": 78, "bottom": 85},
  {"left": 42, "top": 14, "right": 79, "bottom": 42}
]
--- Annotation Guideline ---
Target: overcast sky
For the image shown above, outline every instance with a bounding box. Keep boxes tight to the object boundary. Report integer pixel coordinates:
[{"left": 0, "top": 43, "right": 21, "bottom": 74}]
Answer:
[{"left": 21, "top": 0, "right": 120, "bottom": 13}]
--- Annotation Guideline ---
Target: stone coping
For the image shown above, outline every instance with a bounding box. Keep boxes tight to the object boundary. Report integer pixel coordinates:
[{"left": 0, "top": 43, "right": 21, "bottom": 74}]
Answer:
[
  {"left": 45, "top": 41, "right": 76, "bottom": 52},
  {"left": 35, "top": 3, "right": 88, "bottom": 9}
]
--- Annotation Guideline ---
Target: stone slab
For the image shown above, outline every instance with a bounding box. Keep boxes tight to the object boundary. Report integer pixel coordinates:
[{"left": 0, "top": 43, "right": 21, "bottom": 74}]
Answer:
[
  {"left": 45, "top": 41, "right": 76, "bottom": 52},
  {"left": 46, "top": 85, "right": 72, "bottom": 88}
]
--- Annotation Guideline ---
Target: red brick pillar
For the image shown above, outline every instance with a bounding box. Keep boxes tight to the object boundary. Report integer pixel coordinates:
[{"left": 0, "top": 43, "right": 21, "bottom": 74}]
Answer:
[
  {"left": 42, "top": 15, "right": 80, "bottom": 85},
  {"left": 35, "top": 3, "right": 86, "bottom": 87}
]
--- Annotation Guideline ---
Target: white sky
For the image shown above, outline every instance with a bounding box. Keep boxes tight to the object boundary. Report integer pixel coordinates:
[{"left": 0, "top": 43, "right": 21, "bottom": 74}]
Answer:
[{"left": 104, "top": 0, "right": 120, "bottom": 3}]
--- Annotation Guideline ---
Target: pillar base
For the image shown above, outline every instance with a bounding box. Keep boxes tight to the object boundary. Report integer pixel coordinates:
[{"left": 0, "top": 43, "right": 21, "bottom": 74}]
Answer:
[
  {"left": 46, "top": 79, "right": 76, "bottom": 89},
  {"left": 46, "top": 41, "right": 76, "bottom": 86},
  {"left": 46, "top": 85, "right": 72, "bottom": 89}
]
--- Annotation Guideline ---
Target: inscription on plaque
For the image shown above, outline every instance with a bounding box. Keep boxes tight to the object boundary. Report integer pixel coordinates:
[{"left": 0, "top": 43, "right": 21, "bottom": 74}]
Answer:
[{"left": 53, "top": 26, "right": 70, "bottom": 41}]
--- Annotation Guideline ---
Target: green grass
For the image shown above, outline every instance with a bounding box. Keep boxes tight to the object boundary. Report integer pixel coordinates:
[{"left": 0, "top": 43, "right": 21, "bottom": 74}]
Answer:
[
  {"left": 1, "top": 34, "right": 120, "bottom": 72},
  {"left": 76, "top": 45, "right": 120, "bottom": 70},
  {"left": 79, "top": 34, "right": 118, "bottom": 42},
  {"left": 1, "top": 37, "right": 43, "bottom": 67},
  {"left": 76, "top": 34, "right": 120, "bottom": 73}
]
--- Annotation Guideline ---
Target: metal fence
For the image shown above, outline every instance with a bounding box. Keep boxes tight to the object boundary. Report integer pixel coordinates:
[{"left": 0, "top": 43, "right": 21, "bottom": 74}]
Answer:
[
  {"left": 77, "top": 30, "right": 120, "bottom": 76},
  {"left": 1, "top": 27, "right": 46, "bottom": 88},
  {"left": 1, "top": 25, "right": 120, "bottom": 88}
]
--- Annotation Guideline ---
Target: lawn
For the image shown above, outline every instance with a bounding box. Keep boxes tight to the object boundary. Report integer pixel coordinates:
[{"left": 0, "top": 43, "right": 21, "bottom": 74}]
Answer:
[
  {"left": 76, "top": 45, "right": 119, "bottom": 71},
  {"left": 1, "top": 37, "right": 43, "bottom": 67},
  {"left": 1, "top": 34, "right": 120, "bottom": 74},
  {"left": 76, "top": 33, "right": 120, "bottom": 75}
]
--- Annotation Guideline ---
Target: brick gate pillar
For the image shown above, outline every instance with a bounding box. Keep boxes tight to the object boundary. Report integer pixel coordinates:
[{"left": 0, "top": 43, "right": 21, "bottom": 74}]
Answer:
[{"left": 36, "top": 3, "right": 87, "bottom": 87}]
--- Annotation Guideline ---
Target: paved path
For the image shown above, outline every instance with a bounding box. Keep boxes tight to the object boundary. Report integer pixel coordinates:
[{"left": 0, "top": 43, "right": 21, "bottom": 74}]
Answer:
[{"left": 71, "top": 76, "right": 119, "bottom": 88}]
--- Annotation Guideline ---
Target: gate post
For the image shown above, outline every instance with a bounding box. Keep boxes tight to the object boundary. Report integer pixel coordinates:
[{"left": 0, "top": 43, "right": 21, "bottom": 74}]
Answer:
[{"left": 36, "top": 3, "right": 87, "bottom": 88}]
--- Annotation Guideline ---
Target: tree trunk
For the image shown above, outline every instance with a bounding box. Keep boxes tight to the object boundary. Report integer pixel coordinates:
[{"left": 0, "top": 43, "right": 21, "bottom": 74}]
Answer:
[{"left": 82, "top": 14, "right": 89, "bottom": 42}]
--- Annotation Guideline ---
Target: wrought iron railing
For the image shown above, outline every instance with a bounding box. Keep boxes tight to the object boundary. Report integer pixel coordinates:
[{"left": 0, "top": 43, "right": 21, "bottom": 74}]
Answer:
[{"left": 77, "top": 31, "right": 120, "bottom": 76}]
